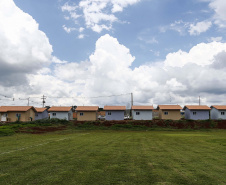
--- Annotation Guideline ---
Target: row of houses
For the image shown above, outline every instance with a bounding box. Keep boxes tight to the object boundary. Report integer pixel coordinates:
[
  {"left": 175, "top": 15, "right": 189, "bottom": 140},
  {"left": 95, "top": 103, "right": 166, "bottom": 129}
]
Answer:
[{"left": 0, "top": 105, "right": 226, "bottom": 122}]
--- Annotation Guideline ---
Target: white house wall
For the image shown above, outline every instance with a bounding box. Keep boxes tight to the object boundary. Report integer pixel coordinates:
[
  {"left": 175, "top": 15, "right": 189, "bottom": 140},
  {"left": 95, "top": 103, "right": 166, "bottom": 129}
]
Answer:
[
  {"left": 49, "top": 110, "right": 73, "bottom": 120},
  {"left": 132, "top": 110, "right": 153, "bottom": 120},
  {"left": 210, "top": 108, "right": 226, "bottom": 120}
]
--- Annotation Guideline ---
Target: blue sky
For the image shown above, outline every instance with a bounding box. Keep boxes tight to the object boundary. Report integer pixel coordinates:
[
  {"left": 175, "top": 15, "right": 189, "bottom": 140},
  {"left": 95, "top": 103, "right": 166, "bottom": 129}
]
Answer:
[
  {"left": 1, "top": 0, "right": 226, "bottom": 107},
  {"left": 13, "top": 0, "right": 220, "bottom": 66}
]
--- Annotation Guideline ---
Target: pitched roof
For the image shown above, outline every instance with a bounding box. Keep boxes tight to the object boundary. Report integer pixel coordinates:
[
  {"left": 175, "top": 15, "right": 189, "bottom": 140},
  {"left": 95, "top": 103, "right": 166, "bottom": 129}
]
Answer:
[
  {"left": 183, "top": 105, "right": 211, "bottom": 110},
  {"left": 104, "top": 106, "right": 126, "bottom": 111},
  {"left": 157, "top": 105, "right": 182, "bottom": 110},
  {"left": 0, "top": 106, "right": 36, "bottom": 113},
  {"left": 35, "top": 108, "right": 47, "bottom": 113},
  {"left": 76, "top": 106, "right": 99, "bottom": 111},
  {"left": 210, "top": 105, "right": 226, "bottom": 110},
  {"left": 132, "top": 105, "right": 154, "bottom": 110},
  {"left": 48, "top": 106, "right": 72, "bottom": 112}
]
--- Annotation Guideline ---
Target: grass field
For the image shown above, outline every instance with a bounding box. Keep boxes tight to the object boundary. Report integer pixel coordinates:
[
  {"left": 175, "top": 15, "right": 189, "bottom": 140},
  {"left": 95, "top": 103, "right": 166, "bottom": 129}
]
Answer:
[{"left": 0, "top": 129, "right": 226, "bottom": 185}]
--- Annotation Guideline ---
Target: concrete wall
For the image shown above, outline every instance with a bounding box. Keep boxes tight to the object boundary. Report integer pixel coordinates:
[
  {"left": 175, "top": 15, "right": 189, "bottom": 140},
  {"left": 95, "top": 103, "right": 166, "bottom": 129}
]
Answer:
[
  {"left": 132, "top": 110, "right": 152, "bottom": 120},
  {"left": 159, "top": 110, "right": 181, "bottom": 120},
  {"left": 77, "top": 111, "right": 97, "bottom": 121},
  {"left": 35, "top": 110, "right": 49, "bottom": 120},
  {"left": 185, "top": 109, "right": 209, "bottom": 120},
  {"left": 105, "top": 110, "right": 124, "bottom": 120},
  {"left": 210, "top": 108, "right": 226, "bottom": 120},
  {"left": 50, "top": 110, "right": 73, "bottom": 120}
]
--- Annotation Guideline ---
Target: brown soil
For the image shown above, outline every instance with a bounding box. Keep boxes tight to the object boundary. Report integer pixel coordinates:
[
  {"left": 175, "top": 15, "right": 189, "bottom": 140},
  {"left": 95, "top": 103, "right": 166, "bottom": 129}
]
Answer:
[{"left": 17, "top": 125, "right": 67, "bottom": 134}]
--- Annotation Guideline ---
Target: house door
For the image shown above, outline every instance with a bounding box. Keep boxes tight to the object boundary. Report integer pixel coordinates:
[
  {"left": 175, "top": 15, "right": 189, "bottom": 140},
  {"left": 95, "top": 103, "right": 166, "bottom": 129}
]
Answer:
[
  {"left": 68, "top": 113, "right": 71, "bottom": 120},
  {"left": 1, "top": 113, "right": 7, "bottom": 122}
]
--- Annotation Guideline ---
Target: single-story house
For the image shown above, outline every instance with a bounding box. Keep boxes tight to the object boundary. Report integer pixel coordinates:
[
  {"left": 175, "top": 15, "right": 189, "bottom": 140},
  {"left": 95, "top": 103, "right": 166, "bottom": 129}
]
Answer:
[
  {"left": 183, "top": 105, "right": 211, "bottom": 120},
  {"left": 210, "top": 105, "right": 226, "bottom": 120},
  {"left": 104, "top": 106, "right": 126, "bottom": 121},
  {"left": 0, "top": 106, "right": 36, "bottom": 122},
  {"left": 157, "top": 105, "right": 182, "bottom": 120},
  {"left": 132, "top": 105, "right": 154, "bottom": 120},
  {"left": 76, "top": 106, "right": 99, "bottom": 121},
  {"left": 48, "top": 106, "right": 73, "bottom": 120},
  {"left": 35, "top": 108, "right": 49, "bottom": 120}
]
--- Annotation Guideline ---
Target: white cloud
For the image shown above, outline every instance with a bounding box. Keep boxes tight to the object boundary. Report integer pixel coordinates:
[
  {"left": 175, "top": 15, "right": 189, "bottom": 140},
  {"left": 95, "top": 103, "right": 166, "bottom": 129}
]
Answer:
[
  {"left": 0, "top": 0, "right": 52, "bottom": 87},
  {"left": 164, "top": 42, "right": 226, "bottom": 67},
  {"left": 62, "top": 25, "right": 77, "bottom": 33},
  {"left": 209, "top": 0, "right": 226, "bottom": 27},
  {"left": 208, "top": 36, "right": 222, "bottom": 42},
  {"left": 25, "top": 34, "right": 226, "bottom": 107},
  {"left": 61, "top": 0, "right": 140, "bottom": 33},
  {"left": 78, "top": 34, "right": 85, "bottom": 39},
  {"left": 189, "top": 21, "right": 212, "bottom": 35}
]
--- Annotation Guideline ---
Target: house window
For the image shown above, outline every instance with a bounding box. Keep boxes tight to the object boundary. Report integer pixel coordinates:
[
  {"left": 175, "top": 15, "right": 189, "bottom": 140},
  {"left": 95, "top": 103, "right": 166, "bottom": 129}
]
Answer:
[
  {"left": 108, "top": 112, "right": 111, "bottom": 115},
  {"left": 164, "top": 112, "right": 168, "bottom": 115},
  {"left": 221, "top": 112, "right": 225, "bottom": 115},
  {"left": 52, "top": 113, "right": 56, "bottom": 116},
  {"left": 4, "top": 113, "right": 7, "bottom": 117},
  {"left": 80, "top": 112, "right": 84, "bottom": 116},
  {"left": 136, "top": 112, "right": 140, "bottom": 115},
  {"left": 16, "top": 113, "right": 21, "bottom": 117},
  {"left": 193, "top": 112, "right": 197, "bottom": 115}
]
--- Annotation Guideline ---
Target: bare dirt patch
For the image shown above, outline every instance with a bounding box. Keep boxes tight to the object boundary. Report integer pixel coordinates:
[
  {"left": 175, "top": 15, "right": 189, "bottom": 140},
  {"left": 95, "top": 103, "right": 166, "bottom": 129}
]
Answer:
[{"left": 17, "top": 126, "right": 67, "bottom": 134}]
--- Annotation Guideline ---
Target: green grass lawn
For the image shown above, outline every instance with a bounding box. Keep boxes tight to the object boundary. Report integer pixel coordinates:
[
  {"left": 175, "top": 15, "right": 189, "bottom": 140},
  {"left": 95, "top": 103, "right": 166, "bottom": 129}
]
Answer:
[{"left": 0, "top": 129, "right": 225, "bottom": 185}]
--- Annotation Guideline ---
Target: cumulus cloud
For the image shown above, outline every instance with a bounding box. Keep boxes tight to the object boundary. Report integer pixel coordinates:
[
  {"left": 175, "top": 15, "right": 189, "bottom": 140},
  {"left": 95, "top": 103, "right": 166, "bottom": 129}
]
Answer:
[
  {"left": 61, "top": 0, "right": 140, "bottom": 33},
  {"left": 209, "top": 0, "right": 226, "bottom": 27},
  {"left": 189, "top": 21, "right": 212, "bottom": 35},
  {"left": 0, "top": 0, "right": 52, "bottom": 87},
  {"left": 24, "top": 34, "right": 226, "bottom": 107}
]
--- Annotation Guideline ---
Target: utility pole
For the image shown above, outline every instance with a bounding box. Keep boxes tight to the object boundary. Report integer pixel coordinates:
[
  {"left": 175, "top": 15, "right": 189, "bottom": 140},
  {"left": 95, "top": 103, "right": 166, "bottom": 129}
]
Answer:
[
  {"left": 41, "top": 95, "right": 47, "bottom": 108},
  {"left": 131, "top": 93, "right": 133, "bottom": 108},
  {"left": 19, "top": 97, "right": 30, "bottom": 106}
]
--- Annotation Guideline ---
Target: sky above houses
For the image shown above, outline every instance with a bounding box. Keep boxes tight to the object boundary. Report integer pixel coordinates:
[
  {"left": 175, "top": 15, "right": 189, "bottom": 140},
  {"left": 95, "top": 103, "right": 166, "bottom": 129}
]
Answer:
[{"left": 0, "top": 0, "right": 226, "bottom": 108}]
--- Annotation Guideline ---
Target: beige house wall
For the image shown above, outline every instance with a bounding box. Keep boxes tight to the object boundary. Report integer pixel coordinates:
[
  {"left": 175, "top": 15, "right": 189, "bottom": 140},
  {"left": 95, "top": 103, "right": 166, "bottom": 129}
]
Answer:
[
  {"left": 159, "top": 110, "right": 181, "bottom": 120},
  {"left": 2, "top": 109, "right": 36, "bottom": 122},
  {"left": 77, "top": 111, "right": 97, "bottom": 121}
]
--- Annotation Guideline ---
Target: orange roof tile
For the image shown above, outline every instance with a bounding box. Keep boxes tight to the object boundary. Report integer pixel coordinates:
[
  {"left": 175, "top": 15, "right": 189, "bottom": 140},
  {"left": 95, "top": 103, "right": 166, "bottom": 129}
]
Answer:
[
  {"left": 183, "top": 105, "right": 211, "bottom": 110},
  {"left": 104, "top": 106, "right": 126, "bottom": 111},
  {"left": 35, "top": 108, "right": 47, "bottom": 113},
  {"left": 157, "top": 105, "right": 182, "bottom": 110},
  {"left": 0, "top": 106, "right": 36, "bottom": 112},
  {"left": 132, "top": 105, "right": 154, "bottom": 110},
  {"left": 48, "top": 106, "right": 72, "bottom": 112},
  {"left": 76, "top": 106, "right": 99, "bottom": 111},
  {"left": 210, "top": 105, "right": 226, "bottom": 110}
]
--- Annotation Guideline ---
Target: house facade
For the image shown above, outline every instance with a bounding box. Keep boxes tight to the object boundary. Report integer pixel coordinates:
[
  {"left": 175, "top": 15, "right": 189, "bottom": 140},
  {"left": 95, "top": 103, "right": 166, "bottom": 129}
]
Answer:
[
  {"left": 104, "top": 106, "right": 126, "bottom": 120},
  {"left": 157, "top": 105, "right": 182, "bottom": 120},
  {"left": 210, "top": 105, "right": 226, "bottom": 120},
  {"left": 76, "top": 106, "right": 99, "bottom": 121},
  {"left": 0, "top": 106, "right": 36, "bottom": 122},
  {"left": 132, "top": 105, "right": 154, "bottom": 120},
  {"left": 183, "top": 105, "right": 211, "bottom": 120},
  {"left": 35, "top": 108, "right": 49, "bottom": 120},
  {"left": 48, "top": 106, "right": 73, "bottom": 120}
]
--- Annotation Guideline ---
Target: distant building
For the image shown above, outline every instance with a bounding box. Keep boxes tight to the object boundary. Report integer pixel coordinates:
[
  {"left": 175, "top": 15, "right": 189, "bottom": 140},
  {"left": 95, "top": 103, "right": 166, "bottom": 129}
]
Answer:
[
  {"left": 76, "top": 106, "right": 99, "bottom": 121},
  {"left": 183, "top": 105, "right": 211, "bottom": 120},
  {"left": 35, "top": 108, "right": 49, "bottom": 120},
  {"left": 48, "top": 106, "right": 73, "bottom": 120},
  {"left": 0, "top": 106, "right": 36, "bottom": 122},
  {"left": 157, "top": 105, "right": 182, "bottom": 120},
  {"left": 132, "top": 105, "right": 154, "bottom": 120},
  {"left": 210, "top": 105, "right": 226, "bottom": 120},
  {"left": 104, "top": 106, "right": 126, "bottom": 120}
]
